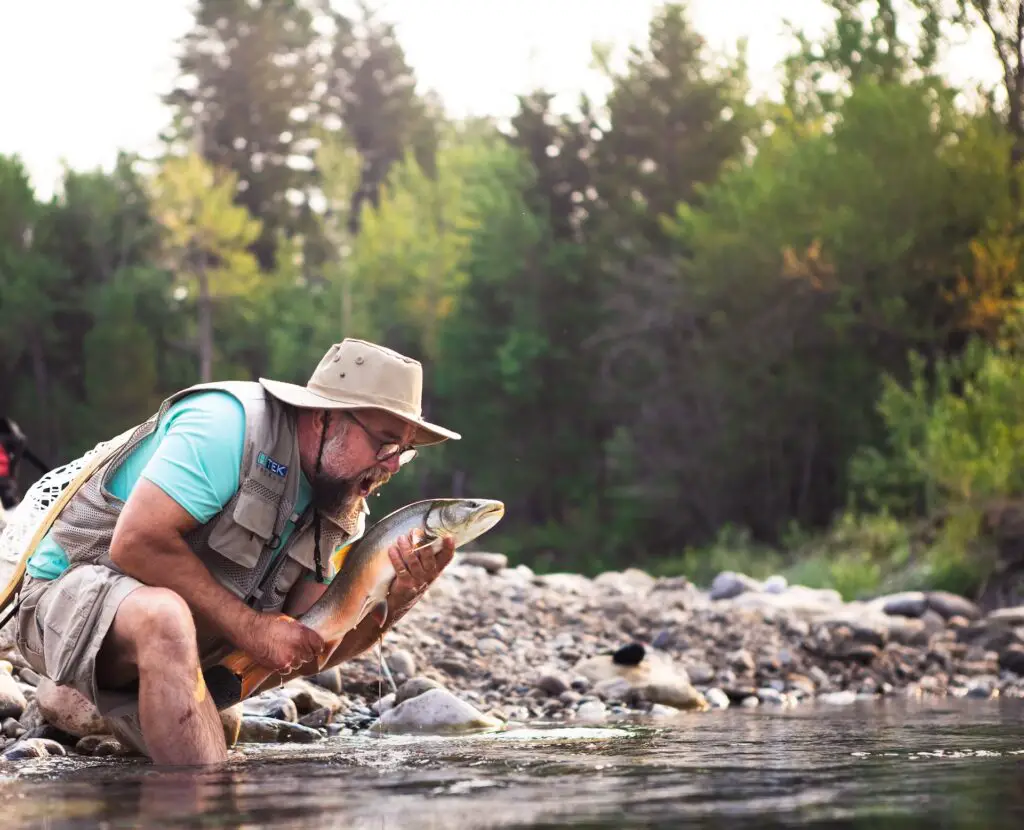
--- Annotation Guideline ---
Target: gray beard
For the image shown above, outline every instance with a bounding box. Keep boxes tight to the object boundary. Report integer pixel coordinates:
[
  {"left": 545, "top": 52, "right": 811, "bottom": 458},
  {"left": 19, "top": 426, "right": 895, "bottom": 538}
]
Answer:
[{"left": 310, "top": 473, "right": 365, "bottom": 535}]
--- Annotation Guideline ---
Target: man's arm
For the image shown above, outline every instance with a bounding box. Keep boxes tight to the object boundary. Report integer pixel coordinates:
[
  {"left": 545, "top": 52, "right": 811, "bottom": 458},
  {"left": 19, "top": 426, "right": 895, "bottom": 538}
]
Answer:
[{"left": 110, "top": 478, "right": 262, "bottom": 650}]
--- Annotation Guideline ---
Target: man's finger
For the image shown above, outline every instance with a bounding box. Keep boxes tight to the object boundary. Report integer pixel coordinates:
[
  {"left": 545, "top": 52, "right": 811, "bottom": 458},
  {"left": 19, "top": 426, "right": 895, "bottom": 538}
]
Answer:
[
  {"left": 437, "top": 535, "right": 456, "bottom": 567},
  {"left": 400, "top": 542, "right": 428, "bottom": 583}
]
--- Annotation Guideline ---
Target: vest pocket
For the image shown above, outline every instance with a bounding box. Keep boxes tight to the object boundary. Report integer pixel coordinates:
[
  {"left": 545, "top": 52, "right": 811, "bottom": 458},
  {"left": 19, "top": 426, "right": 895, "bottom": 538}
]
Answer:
[{"left": 206, "top": 490, "right": 277, "bottom": 569}]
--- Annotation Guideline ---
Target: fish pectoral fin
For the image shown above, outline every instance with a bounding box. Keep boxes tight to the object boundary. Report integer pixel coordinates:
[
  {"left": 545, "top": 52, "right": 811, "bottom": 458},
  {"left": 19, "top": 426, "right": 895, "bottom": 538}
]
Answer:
[{"left": 316, "top": 636, "right": 346, "bottom": 671}]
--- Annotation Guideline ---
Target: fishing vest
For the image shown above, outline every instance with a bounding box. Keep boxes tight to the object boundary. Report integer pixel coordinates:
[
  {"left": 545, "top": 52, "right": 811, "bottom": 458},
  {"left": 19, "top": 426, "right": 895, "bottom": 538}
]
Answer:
[{"left": 46, "top": 381, "right": 359, "bottom": 614}]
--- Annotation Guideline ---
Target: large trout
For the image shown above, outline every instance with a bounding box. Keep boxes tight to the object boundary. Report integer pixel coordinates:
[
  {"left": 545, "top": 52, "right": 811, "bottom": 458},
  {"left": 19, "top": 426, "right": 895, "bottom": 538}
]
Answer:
[{"left": 202, "top": 498, "right": 504, "bottom": 708}]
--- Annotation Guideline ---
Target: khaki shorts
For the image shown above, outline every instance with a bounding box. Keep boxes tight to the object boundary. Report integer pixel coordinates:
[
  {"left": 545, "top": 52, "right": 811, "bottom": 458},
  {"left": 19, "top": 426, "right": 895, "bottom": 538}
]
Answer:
[{"left": 16, "top": 565, "right": 145, "bottom": 720}]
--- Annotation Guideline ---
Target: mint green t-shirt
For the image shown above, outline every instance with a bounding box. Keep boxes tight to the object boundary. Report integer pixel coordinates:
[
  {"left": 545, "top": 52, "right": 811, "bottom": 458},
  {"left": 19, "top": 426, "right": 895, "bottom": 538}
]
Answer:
[{"left": 26, "top": 390, "right": 320, "bottom": 583}]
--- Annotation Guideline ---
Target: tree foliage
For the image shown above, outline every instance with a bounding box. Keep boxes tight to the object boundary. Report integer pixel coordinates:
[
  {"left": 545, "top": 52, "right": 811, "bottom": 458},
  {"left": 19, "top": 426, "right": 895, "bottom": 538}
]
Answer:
[{"left": 6, "top": 0, "right": 1024, "bottom": 586}]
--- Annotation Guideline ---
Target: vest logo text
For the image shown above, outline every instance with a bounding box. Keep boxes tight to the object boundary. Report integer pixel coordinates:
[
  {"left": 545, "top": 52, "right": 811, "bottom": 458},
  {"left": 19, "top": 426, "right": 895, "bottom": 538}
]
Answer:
[{"left": 257, "top": 452, "right": 288, "bottom": 477}]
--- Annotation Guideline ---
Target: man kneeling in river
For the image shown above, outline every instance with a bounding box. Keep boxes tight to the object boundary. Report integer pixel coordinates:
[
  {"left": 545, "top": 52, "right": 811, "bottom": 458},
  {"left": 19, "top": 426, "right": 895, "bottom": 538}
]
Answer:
[{"left": 12, "top": 338, "right": 459, "bottom": 765}]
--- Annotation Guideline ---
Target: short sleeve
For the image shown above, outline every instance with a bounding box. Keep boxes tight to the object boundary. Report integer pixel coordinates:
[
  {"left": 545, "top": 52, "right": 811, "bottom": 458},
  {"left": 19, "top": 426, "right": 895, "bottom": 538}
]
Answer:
[{"left": 139, "top": 392, "right": 246, "bottom": 523}]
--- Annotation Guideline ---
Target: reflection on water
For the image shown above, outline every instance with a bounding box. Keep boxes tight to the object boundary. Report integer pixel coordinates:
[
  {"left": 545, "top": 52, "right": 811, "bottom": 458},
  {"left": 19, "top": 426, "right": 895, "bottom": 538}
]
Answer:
[{"left": 2, "top": 699, "right": 1024, "bottom": 829}]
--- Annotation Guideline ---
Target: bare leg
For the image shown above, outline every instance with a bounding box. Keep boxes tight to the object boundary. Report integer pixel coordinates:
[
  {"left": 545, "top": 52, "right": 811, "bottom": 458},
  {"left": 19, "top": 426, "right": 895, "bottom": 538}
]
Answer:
[{"left": 95, "top": 587, "right": 227, "bottom": 765}]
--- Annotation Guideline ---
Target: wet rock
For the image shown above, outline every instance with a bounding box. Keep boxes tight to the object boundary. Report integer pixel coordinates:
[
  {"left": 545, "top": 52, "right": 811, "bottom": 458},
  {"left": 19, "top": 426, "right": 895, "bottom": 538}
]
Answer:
[
  {"left": 710, "top": 572, "right": 762, "bottom": 601},
  {"left": 370, "top": 688, "right": 503, "bottom": 734},
  {"left": 220, "top": 703, "right": 243, "bottom": 748},
  {"left": 2, "top": 737, "right": 66, "bottom": 760},
  {"left": 0, "top": 669, "right": 26, "bottom": 720},
  {"left": 459, "top": 552, "right": 508, "bottom": 573},
  {"left": 634, "top": 681, "right": 707, "bottom": 711},
  {"left": 386, "top": 650, "right": 416, "bottom": 678},
  {"left": 648, "top": 704, "right": 680, "bottom": 718},
  {"left": 395, "top": 676, "right": 443, "bottom": 706},
  {"left": 371, "top": 694, "right": 396, "bottom": 715},
  {"left": 575, "top": 700, "right": 608, "bottom": 722},
  {"left": 242, "top": 693, "right": 298, "bottom": 723},
  {"left": 740, "top": 696, "right": 759, "bottom": 708},
  {"left": 2, "top": 718, "right": 23, "bottom": 739},
  {"left": 926, "top": 591, "right": 981, "bottom": 621},
  {"left": 705, "top": 688, "right": 730, "bottom": 709},
  {"left": 309, "top": 667, "right": 343, "bottom": 695},
  {"left": 757, "top": 688, "right": 785, "bottom": 706},
  {"left": 818, "top": 691, "right": 858, "bottom": 706},
  {"left": 299, "top": 707, "right": 333, "bottom": 729},
  {"left": 35, "top": 678, "right": 107, "bottom": 738},
  {"left": 75, "top": 734, "right": 132, "bottom": 758},
  {"left": 280, "top": 679, "right": 345, "bottom": 716},
  {"left": 722, "top": 686, "right": 758, "bottom": 704},
  {"left": 237, "top": 716, "right": 323, "bottom": 744},
  {"left": 998, "top": 644, "right": 1024, "bottom": 676}
]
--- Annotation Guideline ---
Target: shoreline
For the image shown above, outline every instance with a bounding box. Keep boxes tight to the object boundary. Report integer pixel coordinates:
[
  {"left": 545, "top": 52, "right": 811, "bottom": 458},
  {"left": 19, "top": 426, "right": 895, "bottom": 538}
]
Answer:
[{"left": 2, "top": 553, "right": 1024, "bottom": 762}]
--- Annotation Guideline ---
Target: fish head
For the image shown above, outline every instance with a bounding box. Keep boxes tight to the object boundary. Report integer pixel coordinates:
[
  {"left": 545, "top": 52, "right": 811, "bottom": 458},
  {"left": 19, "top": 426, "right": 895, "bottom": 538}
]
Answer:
[{"left": 424, "top": 498, "right": 505, "bottom": 547}]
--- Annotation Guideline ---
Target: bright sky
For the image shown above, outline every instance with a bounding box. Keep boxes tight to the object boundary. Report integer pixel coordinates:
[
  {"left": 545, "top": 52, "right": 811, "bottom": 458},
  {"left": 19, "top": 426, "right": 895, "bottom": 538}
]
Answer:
[{"left": 0, "top": 0, "right": 1003, "bottom": 199}]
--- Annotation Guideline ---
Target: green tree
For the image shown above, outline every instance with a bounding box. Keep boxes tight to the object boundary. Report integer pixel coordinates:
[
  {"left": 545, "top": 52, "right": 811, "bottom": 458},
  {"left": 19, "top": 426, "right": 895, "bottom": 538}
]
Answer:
[
  {"left": 164, "top": 0, "right": 321, "bottom": 269},
  {"left": 149, "top": 152, "right": 263, "bottom": 383}
]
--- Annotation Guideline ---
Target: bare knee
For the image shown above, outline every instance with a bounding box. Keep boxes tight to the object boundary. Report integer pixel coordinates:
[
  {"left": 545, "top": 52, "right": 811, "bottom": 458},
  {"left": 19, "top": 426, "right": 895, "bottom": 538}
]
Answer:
[{"left": 121, "top": 588, "right": 198, "bottom": 671}]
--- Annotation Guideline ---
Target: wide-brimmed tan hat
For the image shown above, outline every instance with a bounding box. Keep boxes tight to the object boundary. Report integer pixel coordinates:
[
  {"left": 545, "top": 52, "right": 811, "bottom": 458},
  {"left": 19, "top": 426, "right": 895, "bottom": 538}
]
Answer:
[{"left": 259, "top": 339, "right": 460, "bottom": 446}]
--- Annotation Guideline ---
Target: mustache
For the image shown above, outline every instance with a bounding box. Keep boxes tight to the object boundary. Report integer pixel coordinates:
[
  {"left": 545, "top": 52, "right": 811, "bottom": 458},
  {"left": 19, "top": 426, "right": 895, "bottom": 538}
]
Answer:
[{"left": 310, "top": 468, "right": 391, "bottom": 515}]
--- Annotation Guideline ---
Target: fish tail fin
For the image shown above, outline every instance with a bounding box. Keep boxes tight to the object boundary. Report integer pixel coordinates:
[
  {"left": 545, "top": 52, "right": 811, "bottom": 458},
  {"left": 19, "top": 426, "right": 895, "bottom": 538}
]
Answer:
[{"left": 203, "top": 651, "right": 272, "bottom": 708}]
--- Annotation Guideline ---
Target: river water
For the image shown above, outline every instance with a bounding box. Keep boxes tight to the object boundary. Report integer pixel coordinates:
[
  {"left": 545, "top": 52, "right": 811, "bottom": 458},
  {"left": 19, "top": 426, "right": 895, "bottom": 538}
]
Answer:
[{"left": 1, "top": 698, "right": 1023, "bottom": 829}]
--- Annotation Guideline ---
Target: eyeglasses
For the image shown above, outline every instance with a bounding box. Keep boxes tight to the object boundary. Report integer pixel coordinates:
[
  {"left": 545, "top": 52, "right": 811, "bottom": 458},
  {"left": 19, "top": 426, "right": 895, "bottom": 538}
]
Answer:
[{"left": 346, "top": 412, "right": 418, "bottom": 466}]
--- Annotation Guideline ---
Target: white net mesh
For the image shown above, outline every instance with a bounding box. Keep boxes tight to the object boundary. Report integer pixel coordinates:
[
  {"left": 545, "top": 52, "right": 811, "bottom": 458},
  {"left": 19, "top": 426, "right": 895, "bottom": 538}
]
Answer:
[{"left": 0, "top": 429, "right": 134, "bottom": 592}]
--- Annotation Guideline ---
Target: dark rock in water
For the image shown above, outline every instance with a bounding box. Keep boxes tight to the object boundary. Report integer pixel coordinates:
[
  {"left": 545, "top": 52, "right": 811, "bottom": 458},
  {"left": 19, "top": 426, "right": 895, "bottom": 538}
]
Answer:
[
  {"left": 278, "top": 679, "right": 344, "bottom": 716},
  {"left": 2, "top": 718, "right": 23, "bottom": 739},
  {"left": 237, "top": 716, "right": 323, "bottom": 744},
  {"left": 611, "top": 642, "right": 646, "bottom": 667},
  {"left": 242, "top": 694, "right": 298, "bottom": 723},
  {"left": 651, "top": 629, "right": 674, "bottom": 650},
  {"left": 21, "top": 724, "right": 79, "bottom": 746},
  {"left": 299, "top": 707, "right": 332, "bottom": 729},
  {"left": 999, "top": 644, "right": 1024, "bottom": 676},
  {"left": 2, "top": 737, "right": 66, "bottom": 760},
  {"left": 722, "top": 686, "right": 758, "bottom": 703},
  {"left": 926, "top": 591, "right": 981, "bottom": 621},
  {"left": 75, "top": 735, "right": 132, "bottom": 758},
  {"left": 395, "top": 677, "right": 443, "bottom": 706}
]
